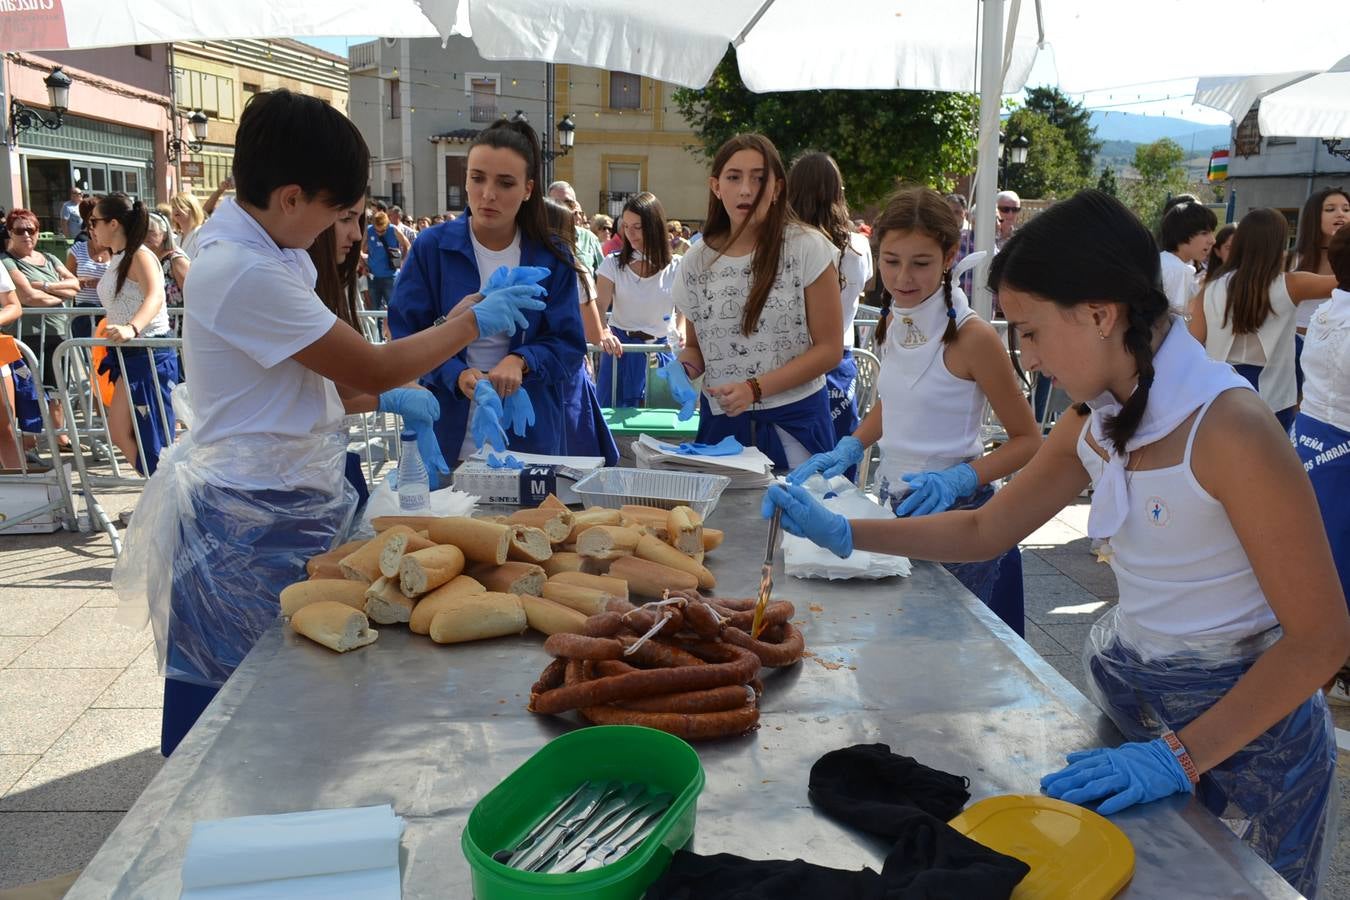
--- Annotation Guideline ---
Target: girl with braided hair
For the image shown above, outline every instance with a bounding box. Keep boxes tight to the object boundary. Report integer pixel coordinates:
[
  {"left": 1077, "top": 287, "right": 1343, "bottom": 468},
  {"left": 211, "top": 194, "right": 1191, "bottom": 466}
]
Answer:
[
  {"left": 765, "top": 190, "right": 1347, "bottom": 896},
  {"left": 787, "top": 186, "right": 1039, "bottom": 626}
]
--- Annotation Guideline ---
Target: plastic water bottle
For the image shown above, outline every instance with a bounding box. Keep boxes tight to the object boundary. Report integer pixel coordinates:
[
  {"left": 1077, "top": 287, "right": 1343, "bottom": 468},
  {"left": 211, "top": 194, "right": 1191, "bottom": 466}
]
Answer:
[
  {"left": 664, "top": 314, "right": 681, "bottom": 350},
  {"left": 396, "top": 430, "right": 431, "bottom": 513}
]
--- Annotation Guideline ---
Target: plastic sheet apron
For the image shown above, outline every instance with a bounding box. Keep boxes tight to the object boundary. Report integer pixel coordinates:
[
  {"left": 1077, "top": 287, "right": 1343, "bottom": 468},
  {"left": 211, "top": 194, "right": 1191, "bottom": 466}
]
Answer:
[
  {"left": 596, "top": 326, "right": 671, "bottom": 409},
  {"left": 1083, "top": 607, "right": 1337, "bottom": 898},
  {"left": 1292, "top": 413, "right": 1350, "bottom": 609},
  {"left": 695, "top": 387, "right": 835, "bottom": 471},
  {"left": 99, "top": 345, "right": 180, "bottom": 476}
]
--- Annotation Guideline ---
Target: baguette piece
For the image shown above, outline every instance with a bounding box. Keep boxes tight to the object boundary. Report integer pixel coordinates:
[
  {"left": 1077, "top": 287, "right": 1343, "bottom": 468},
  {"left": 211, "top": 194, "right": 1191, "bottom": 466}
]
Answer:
[
  {"left": 666, "top": 506, "right": 704, "bottom": 556},
  {"left": 398, "top": 545, "right": 467, "bottom": 598},
  {"left": 378, "top": 529, "right": 437, "bottom": 578},
  {"left": 541, "top": 552, "right": 583, "bottom": 577},
  {"left": 566, "top": 508, "right": 624, "bottom": 542},
  {"left": 541, "top": 582, "right": 613, "bottom": 616},
  {"left": 364, "top": 577, "right": 416, "bottom": 625},
  {"left": 634, "top": 534, "right": 715, "bottom": 589},
  {"left": 539, "top": 493, "right": 569, "bottom": 511},
  {"left": 507, "top": 525, "right": 554, "bottom": 563},
  {"left": 548, "top": 571, "right": 629, "bottom": 602},
  {"left": 372, "top": 515, "right": 442, "bottom": 533},
  {"left": 291, "top": 601, "right": 378, "bottom": 652},
  {"left": 428, "top": 592, "right": 526, "bottom": 644},
  {"left": 469, "top": 561, "right": 547, "bottom": 597},
  {"left": 702, "top": 528, "right": 724, "bottom": 552},
  {"left": 508, "top": 508, "right": 575, "bottom": 544},
  {"left": 409, "top": 575, "right": 487, "bottom": 634},
  {"left": 306, "top": 539, "right": 368, "bottom": 579},
  {"left": 425, "top": 517, "right": 511, "bottom": 565},
  {"left": 340, "top": 526, "right": 424, "bottom": 583},
  {"left": 620, "top": 504, "right": 671, "bottom": 538},
  {"left": 576, "top": 525, "right": 642, "bottom": 560},
  {"left": 521, "top": 594, "right": 588, "bottom": 635},
  {"left": 607, "top": 555, "right": 700, "bottom": 598},
  {"left": 280, "top": 580, "right": 371, "bottom": 618}
]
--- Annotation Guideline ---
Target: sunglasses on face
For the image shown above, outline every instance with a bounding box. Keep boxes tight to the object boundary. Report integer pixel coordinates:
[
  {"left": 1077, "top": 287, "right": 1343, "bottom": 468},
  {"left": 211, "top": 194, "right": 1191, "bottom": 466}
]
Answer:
[
  {"left": 11, "top": 227, "right": 36, "bottom": 236},
  {"left": 998, "top": 206, "right": 1020, "bottom": 214}
]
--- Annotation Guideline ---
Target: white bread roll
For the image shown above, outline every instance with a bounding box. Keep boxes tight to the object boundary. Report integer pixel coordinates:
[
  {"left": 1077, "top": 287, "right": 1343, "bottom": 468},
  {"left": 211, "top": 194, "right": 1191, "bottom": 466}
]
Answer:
[
  {"left": 702, "top": 528, "right": 724, "bottom": 552},
  {"left": 280, "top": 580, "right": 371, "bottom": 618},
  {"left": 340, "top": 526, "right": 425, "bottom": 583},
  {"left": 520, "top": 594, "right": 588, "bottom": 635},
  {"left": 607, "top": 556, "right": 699, "bottom": 598},
  {"left": 371, "top": 515, "right": 441, "bottom": 533},
  {"left": 666, "top": 506, "right": 704, "bottom": 556},
  {"left": 634, "top": 534, "right": 715, "bottom": 589},
  {"left": 469, "top": 562, "right": 547, "bottom": 597},
  {"left": 306, "top": 539, "right": 368, "bottom": 580},
  {"left": 576, "top": 525, "right": 641, "bottom": 561},
  {"left": 428, "top": 592, "right": 526, "bottom": 644},
  {"left": 539, "top": 493, "right": 569, "bottom": 511},
  {"left": 566, "top": 508, "right": 624, "bottom": 542},
  {"left": 541, "top": 552, "right": 583, "bottom": 577},
  {"left": 508, "top": 508, "right": 575, "bottom": 544},
  {"left": 547, "top": 571, "right": 629, "bottom": 602},
  {"left": 364, "top": 577, "right": 416, "bottom": 625},
  {"left": 540, "top": 582, "right": 613, "bottom": 616},
  {"left": 426, "top": 517, "right": 512, "bottom": 565},
  {"left": 291, "top": 601, "right": 378, "bottom": 652},
  {"left": 378, "top": 529, "right": 437, "bottom": 579},
  {"left": 409, "top": 575, "right": 487, "bottom": 635},
  {"left": 398, "top": 545, "right": 467, "bottom": 598},
  {"left": 507, "top": 525, "right": 553, "bottom": 563}
]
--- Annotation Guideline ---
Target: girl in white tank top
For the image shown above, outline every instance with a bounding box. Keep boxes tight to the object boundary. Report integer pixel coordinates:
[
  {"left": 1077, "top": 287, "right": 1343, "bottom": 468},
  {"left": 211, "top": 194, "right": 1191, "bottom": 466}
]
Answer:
[
  {"left": 786, "top": 187, "right": 1040, "bottom": 623},
  {"left": 765, "top": 190, "right": 1347, "bottom": 896}
]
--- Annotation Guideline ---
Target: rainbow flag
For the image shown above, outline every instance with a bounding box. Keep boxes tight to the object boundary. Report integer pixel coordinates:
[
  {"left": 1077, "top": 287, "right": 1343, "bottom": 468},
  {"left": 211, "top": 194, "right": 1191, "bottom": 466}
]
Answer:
[{"left": 1208, "top": 149, "right": 1229, "bottom": 181}]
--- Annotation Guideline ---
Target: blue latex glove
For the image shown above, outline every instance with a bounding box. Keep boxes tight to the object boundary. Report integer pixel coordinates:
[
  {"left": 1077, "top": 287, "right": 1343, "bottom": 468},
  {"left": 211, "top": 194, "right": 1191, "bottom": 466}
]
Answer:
[
  {"left": 894, "top": 462, "right": 979, "bottom": 518},
  {"left": 676, "top": 436, "right": 743, "bottom": 456},
  {"left": 786, "top": 436, "right": 864, "bottom": 485},
  {"left": 487, "top": 452, "right": 524, "bottom": 470},
  {"left": 470, "top": 380, "right": 508, "bottom": 453},
  {"left": 761, "top": 482, "right": 853, "bottom": 558},
  {"left": 1041, "top": 738, "right": 1194, "bottom": 815},
  {"left": 378, "top": 388, "right": 448, "bottom": 477},
  {"left": 471, "top": 283, "right": 548, "bottom": 338},
  {"left": 654, "top": 359, "right": 699, "bottom": 421},
  {"left": 502, "top": 389, "right": 535, "bottom": 437},
  {"left": 484, "top": 265, "right": 550, "bottom": 292}
]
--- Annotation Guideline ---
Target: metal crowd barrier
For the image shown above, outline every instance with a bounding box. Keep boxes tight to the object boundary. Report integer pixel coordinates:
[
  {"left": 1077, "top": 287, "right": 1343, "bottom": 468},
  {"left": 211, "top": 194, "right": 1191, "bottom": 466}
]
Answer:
[
  {"left": 0, "top": 338, "right": 80, "bottom": 534},
  {"left": 586, "top": 342, "right": 681, "bottom": 409},
  {"left": 352, "top": 310, "right": 403, "bottom": 484}
]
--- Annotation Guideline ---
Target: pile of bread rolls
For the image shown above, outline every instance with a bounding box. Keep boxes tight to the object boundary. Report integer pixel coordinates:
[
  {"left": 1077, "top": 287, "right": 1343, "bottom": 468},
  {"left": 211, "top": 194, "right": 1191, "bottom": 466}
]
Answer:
[{"left": 283, "top": 496, "right": 724, "bottom": 655}]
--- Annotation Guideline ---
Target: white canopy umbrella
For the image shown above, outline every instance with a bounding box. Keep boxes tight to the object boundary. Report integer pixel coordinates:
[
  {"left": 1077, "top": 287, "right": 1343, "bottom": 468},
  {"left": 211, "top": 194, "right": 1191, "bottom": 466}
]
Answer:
[{"left": 1195, "top": 56, "right": 1350, "bottom": 139}]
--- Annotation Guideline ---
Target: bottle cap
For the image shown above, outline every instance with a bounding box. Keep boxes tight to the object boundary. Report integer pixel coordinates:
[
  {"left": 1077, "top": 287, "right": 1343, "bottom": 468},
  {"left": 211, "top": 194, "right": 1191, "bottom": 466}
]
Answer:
[{"left": 401, "top": 430, "right": 417, "bottom": 442}]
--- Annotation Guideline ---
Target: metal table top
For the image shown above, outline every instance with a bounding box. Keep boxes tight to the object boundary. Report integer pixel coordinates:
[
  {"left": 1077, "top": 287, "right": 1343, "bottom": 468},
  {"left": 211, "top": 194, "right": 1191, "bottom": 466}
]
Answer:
[{"left": 66, "top": 495, "right": 1297, "bottom": 898}]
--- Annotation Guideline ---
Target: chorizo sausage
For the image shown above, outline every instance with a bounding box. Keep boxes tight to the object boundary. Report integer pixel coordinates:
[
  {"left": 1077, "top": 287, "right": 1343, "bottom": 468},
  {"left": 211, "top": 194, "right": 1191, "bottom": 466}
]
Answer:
[
  {"left": 615, "top": 683, "right": 753, "bottom": 714},
  {"left": 579, "top": 700, "right": 759, "bottom": 740},
  {"left": 682, "top": 600, "right": 725, "bottom": 638},
  {"left": 722, "top": 622, "right": 805, "bottom": 668},
  {"left": 528, "top": 643, "right": 760, "bottom": 714},
  {"left": 581, "top": 611, "right": 626, "bottom": 637},
  {"left": 542, "top": 633, "right": 625, "bottom": 660}
]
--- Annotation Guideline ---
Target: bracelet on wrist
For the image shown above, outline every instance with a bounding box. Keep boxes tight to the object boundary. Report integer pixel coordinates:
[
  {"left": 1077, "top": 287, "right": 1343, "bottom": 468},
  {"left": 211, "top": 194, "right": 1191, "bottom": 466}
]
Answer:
[
  {"left": 747, "top": 376, "right": 763, "bottom": 403},
  {"left": 681, "top": 360, "right": 704, "bottom": 379},
  {"left": 1161, "top": 730, "right": 1200, "bottom": 785}
]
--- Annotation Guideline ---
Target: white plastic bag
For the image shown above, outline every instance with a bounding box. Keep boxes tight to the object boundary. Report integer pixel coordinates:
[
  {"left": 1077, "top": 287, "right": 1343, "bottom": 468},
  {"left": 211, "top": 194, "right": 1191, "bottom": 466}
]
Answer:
[
  {"left": 783, "top": 475, "right": 911, "bottom": 580},
  {"left": 356, "top": 474, "right": 478, "bottom": 536}
]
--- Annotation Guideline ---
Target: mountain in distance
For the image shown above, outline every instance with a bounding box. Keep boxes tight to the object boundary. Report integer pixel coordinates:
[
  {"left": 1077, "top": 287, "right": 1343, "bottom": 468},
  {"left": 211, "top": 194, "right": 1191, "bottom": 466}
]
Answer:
[{"left": 1089, "top": 111, "right": 1230, "bottom": 153}]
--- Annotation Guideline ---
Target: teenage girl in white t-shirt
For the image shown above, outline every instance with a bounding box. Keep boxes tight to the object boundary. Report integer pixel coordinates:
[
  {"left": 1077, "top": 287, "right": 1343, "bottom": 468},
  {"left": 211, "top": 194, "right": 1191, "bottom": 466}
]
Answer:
[
  {"left": 766, "top": 190, "right": 1347, "bottom": 896},
  {"left": 595, "top": 191, "right": 680, "bottom": 409},
  {"left": 786, "top": 152, "right": 873, "bottom": 446},
  {"left": 667, "top": 133, "right": 843, "bottom": 469}
]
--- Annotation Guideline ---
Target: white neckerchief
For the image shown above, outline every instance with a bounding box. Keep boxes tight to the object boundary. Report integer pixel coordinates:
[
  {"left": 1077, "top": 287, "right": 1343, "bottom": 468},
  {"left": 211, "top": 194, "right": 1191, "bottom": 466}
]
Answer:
[
  {"left": 883, "top": 282, "right": 974, "bottom": 387},
  {"left": 192, "top": 197, "right": 318, "bottom": 289},
  {"left": 1086, "top": 317, "right": 1252, "bottom": 539}
]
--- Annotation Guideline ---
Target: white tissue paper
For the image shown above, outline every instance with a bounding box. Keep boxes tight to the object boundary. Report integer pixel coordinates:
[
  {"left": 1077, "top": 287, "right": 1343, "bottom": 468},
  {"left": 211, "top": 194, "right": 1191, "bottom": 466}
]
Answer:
[
  {"left": 358, "top": 474, "right": 478, "bottom": 533},
  {"left": 783, "top": 475, "right": 912, "bottom": 580},
  {"left": 180, "top": 804, "right": 405, "bottom": 899}
]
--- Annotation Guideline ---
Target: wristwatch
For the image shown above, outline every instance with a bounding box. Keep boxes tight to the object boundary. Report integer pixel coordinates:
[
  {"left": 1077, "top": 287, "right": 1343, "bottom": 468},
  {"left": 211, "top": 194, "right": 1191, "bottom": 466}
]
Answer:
[{"left": 511, "top": 353, "right": 530, "bottom": 376}]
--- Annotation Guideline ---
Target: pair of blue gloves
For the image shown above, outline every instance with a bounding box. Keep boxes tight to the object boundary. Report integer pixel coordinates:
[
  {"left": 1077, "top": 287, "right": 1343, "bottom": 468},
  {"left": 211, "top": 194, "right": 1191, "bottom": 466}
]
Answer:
[
  {"left": 470, "top": 379, "right": 534, "bottom": 454},
  {"left": 762, "top": 437, "right": 981, "bottom": 556},
  {"left": 378, "top": 388, "right": 448, "bottom": 480},
  {"left": 470, "top": 266, "right": 550, "bottom": 338},
  {"left": 655, "top": 359, "right": 699, "bottom": 421},
  {"left": 1041, "top": 738, "right": 1194, "bottom": 814}
]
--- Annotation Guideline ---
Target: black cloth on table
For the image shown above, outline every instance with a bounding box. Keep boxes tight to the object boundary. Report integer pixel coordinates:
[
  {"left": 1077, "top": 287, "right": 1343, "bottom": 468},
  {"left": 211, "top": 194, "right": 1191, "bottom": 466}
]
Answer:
[{"left": 646, "top": 744, "right": 1030, "bottom": 900}]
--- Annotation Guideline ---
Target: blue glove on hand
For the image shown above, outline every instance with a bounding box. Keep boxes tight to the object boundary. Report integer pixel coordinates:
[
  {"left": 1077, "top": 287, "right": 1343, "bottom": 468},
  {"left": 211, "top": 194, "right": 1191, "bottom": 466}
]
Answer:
[
  {"left": 1040, "top": 738, "right": 1194, "bottom": 815},
  {"left": 676, "top": 436, "right": 742, "bottom": 456},
  {"left": 761, "top": 482, "right": 853, "bottom": 558},
  {"left": 894, "top": 462, "right": 979, "bottom": 518},
  {"left": 502, "top": 388, "right": 535, "bottom": 437},
  {"left": 484, "top": 265, "right": 551, "bottom": 292},
  {"left": 786, "top": 436, "right": 864, "bottom": 485},
  {"left": 472, "top": 283, "right": 548, "bottom": 338},
  {"left": 379, "top": 388, "right": 448, "bottom": 477},
  {"left": 655, "top": 359, "right": 699, "bottom": 421},
  {"left": 470, "top": 380, "right": 508, "bottom": 453}
]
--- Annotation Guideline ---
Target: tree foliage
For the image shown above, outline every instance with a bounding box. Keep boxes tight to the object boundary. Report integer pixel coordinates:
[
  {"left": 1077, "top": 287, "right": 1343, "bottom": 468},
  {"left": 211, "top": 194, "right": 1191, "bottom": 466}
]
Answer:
[
  {"left": 1002, "top": 108, "right": 1091, "bottom": 200},
  {"left": 1023, "top": 86, "right": 1100, "bottom": 180},
  {"left": 1096, "top": 165, "right": 1119, "bottom": 198},
  {"left": 1123, "top": 138, "right": 1190, "bottom": 230},
  {"left": 671, "top": 50, "right": 977, "bottom": 206}
]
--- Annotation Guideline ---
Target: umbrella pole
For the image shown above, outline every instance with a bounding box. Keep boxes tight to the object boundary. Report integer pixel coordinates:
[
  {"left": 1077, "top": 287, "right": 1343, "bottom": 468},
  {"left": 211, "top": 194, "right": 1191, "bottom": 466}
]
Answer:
[{"left": 973, "top": 0, "right": 1005, "bottom": 321}]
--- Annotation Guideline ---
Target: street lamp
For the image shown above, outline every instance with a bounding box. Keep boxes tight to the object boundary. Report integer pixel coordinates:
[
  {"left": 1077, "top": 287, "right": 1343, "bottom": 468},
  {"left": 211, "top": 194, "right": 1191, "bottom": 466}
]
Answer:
[
  {"left": 997, "top": 131, "right": 1030, "bottom": 187},
  {"left": 10, "top": 67, "right": 72, "bottom": 145},
  {"left": 167, "top": 110, "right": 209, "bottom": 162},
  {"left": 510, "top": 110, "right": 578, "bottom": 161},
  {"left": 1321, "top": 138, "right": 1350, "bottom": 162}
]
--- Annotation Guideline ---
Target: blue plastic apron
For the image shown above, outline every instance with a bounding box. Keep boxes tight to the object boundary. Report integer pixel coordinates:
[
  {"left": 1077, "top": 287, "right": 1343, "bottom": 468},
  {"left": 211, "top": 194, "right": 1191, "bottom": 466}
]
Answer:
[{"left": 825, "top": 348, "right": 860, "bottom": 444}]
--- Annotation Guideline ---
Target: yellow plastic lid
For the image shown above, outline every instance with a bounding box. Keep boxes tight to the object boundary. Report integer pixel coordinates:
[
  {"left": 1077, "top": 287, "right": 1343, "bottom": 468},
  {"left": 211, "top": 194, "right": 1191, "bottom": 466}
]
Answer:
[{"left": 947, "top": 794, "right": 1135, "bottom": 900}]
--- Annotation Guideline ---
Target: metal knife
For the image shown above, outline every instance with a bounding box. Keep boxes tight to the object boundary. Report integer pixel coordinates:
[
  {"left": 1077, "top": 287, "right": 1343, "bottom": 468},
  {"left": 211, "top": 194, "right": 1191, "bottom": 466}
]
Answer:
[
  {"left": 509, "top": 780, "right": 622, "bottom": 871},
  {"left": 495, "top": 780, "right": 591, "bottom": 866},
  {"left": 576, "top": 793, "right": 672, "bottom": 872},
  {"left": 750, "top": 505, "right": 782, "bottom": 638},
  {"left": 537, "top": 783, "right": 646, "bottom": 873}
]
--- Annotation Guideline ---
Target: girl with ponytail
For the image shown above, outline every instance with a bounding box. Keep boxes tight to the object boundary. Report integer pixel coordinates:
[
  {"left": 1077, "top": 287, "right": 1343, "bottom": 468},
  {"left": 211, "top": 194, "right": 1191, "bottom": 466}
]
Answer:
[
  {"left": 90, "top": 192, "right": 179, "bottom": 475},
  {"left": 766, "top": 190, "right": 1347, "bottom": 896},
  {"left": 787, "top": 185, "right": 1039, "bottom": 625}
]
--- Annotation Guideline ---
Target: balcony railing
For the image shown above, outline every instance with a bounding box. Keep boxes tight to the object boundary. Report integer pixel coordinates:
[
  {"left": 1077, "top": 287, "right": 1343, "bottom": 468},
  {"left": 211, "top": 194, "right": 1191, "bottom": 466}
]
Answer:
[
  {"left": 348, "top": 40, "right": 377, "bottom": 71},
  {"left": 600, "top": 191, "right": 639, "bottom": 218},
  {"left": 470, "top": 104, "right": 499, "bottom": 123}
]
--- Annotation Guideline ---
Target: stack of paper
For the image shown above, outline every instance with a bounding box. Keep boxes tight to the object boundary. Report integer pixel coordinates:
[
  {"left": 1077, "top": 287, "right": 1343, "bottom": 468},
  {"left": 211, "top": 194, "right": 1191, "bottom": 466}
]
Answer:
[
  {"left": 633, "top": 434, "right": 774, "bottom": 489},
  {"left": 783, "top": 475, "right": 911, "bottom": 580},
  {"left": 180, "top": 805, "right": 404, "bottom": 899}
]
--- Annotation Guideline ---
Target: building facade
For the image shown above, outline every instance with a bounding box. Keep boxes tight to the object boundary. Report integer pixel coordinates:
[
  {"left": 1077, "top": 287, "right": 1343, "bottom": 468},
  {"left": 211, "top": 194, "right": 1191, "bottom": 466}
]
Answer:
[
  {"left": 1224, "top": 107, "right": 1350, "bottom": 227},
  {"left": 348, "top": 37, "right": 547, "bottom": 218},
  {"left": 2, "top": 46, "right": 173, "bottom": 229}
]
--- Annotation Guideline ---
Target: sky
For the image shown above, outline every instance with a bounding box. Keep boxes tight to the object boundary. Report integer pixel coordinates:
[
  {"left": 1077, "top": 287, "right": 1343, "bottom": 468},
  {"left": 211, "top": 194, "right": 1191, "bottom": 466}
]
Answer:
[{"left": 293, "top": 35, "right": 1232, "bottom": 127}]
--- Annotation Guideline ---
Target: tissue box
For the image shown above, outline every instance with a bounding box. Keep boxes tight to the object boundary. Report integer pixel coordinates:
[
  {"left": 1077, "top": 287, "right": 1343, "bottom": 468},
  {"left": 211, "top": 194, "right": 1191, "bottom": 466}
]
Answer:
[{"left": 451, "top": 452, "right": 605, "bottom": 507}]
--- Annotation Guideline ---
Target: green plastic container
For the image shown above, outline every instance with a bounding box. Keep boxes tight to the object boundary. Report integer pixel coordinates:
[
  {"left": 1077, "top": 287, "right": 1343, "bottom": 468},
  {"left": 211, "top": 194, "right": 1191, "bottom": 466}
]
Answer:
[
  {"left": 603, "top": 407, "right": 699, "bottom": 440},
  {"left": 462, "top": 726, "right": 705, "bottom": 899}
]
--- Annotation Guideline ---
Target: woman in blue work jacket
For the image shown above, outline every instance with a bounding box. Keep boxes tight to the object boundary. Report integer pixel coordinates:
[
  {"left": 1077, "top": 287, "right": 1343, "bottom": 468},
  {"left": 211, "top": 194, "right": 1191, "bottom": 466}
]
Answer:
[{"left": 390, "top": 118, "right": 586, "bottom": 465}]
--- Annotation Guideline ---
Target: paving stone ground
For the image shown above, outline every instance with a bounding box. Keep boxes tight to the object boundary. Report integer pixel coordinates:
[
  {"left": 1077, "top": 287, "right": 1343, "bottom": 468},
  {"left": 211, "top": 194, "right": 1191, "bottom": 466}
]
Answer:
[{"left": 1, "top": 490, "right": 1346, "bottom": 894}]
